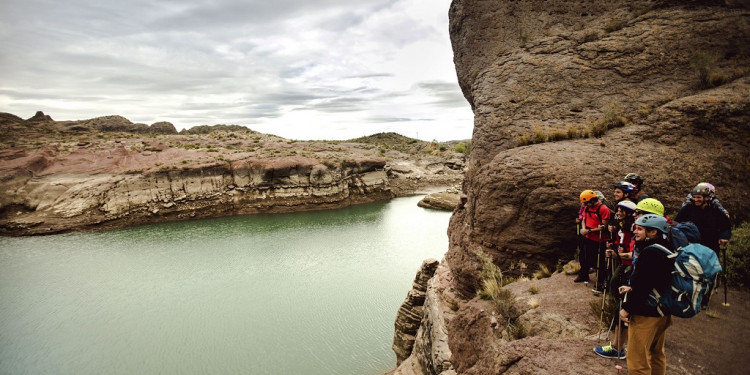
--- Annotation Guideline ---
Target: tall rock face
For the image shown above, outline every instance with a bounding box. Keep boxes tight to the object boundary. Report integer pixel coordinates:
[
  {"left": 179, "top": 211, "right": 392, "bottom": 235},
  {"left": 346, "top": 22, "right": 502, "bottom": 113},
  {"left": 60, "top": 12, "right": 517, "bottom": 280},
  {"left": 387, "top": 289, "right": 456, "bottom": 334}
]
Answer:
[
  {"left": 447, "top": 0, "right": 750, "bottom": 295},
  {"left": 391, "top": 1, "right": 749, "bottom": 374}
]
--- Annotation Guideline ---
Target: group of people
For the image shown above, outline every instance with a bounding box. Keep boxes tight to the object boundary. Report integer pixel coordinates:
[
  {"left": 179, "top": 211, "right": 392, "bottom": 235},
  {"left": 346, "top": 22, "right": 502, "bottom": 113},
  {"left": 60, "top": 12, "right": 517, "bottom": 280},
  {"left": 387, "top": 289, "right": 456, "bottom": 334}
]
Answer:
[{"left": 574, "top": 173, "right": 732, "bottom": 375}]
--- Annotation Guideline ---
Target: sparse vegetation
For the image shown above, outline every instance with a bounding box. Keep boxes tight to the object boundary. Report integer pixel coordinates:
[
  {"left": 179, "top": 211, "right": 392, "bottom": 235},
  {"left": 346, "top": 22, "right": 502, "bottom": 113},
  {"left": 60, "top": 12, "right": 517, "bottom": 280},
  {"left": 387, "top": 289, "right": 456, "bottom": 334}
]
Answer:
[
  {"left": 532, "top": 264, "right": 552, "bottom": 280},
  {"left": 474, "top": 249, "right": 526, "bottom": 340},
  {"left": 544, "top": 178, "right": 558, "bottom": 187},
  {"left": 563, "top": 260, "right": 581, "bottom": 275},
  {"left": 690, "top": 50, "right": 719, "bottom": 89},
  {"left": 528, "top": 298, "right": 540, "bottom": 309},
  {"left": 725, "top": 222, "right": 750, "bottom": 289},
  {"left": 528, "top": 285, "right": 539, "bottom": 295}
]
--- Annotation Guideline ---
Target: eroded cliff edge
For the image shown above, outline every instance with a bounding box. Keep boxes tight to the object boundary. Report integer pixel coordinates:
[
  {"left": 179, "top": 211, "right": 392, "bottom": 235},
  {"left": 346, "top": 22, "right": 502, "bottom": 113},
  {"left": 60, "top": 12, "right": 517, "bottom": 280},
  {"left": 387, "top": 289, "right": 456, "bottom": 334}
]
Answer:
[
  {"left": 392, "top": 1, "right": 749, "bottom": 374},
  {"left": 0, "top": 116, "right": 464, "bottom": 235}
]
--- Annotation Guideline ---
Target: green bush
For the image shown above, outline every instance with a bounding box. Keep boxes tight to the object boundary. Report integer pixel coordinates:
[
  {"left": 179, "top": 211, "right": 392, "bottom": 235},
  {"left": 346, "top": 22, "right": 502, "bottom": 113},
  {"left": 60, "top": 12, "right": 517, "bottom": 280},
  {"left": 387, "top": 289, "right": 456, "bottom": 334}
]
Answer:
[
  {"left": 453, "top": 141, "right": 470, "bottom": 154},
  {"left": 725, "top": 222, "right": 750, "bottom": 289}
]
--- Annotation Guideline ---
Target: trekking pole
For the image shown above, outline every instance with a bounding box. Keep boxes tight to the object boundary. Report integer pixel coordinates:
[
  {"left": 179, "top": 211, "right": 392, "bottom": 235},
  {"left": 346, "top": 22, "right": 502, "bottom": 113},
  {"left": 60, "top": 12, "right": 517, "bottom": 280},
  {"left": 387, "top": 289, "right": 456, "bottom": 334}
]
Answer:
[
  {"left": 721, "top": 243, "right": 730, "bottom": 307},
  {"left": 594, "top": 226, "right": 602, "bottom": 290},
  {"left": 598, "top": 257, "right": 611, "bottom": 342},
  {"left": 617, "top": 297, "right": 624, "bottom": 361}
]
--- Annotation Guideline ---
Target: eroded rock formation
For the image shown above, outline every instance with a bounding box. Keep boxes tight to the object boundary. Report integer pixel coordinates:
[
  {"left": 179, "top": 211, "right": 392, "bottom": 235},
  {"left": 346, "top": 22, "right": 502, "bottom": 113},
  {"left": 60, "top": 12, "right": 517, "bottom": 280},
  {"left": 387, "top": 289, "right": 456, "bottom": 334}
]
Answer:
[
  {"left": 0, "top": 117, "right": 464, "bottom": 235},
  {"left": 392, "top": 1, "right": 750, "bottom": 374}
]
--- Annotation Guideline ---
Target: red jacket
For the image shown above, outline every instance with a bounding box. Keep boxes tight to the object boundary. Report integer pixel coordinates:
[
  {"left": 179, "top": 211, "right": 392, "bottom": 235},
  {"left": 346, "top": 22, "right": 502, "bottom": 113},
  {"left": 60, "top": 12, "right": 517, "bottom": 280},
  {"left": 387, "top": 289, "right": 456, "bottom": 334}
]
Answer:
[{"left": 582, "top": 202, "right": 611, "bottom": 242}]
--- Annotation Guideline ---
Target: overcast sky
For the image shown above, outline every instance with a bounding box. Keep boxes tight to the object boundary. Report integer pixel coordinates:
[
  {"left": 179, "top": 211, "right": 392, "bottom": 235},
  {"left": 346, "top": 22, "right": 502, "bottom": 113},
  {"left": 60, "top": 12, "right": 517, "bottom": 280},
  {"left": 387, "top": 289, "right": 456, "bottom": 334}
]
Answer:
[{"left": 0, "top": 0, "right": 473, "bottom": 141}]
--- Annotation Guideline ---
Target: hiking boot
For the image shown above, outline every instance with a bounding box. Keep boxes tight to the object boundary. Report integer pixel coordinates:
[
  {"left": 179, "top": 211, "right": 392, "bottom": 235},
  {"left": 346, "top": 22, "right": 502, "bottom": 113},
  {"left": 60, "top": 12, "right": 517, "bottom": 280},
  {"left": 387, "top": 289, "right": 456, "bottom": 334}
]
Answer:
[
  {"left": 573, "top": 276, "right": 589, "bottom": 283},
  {"left": 594, "top": 343, "right": 626, "bottom": 359},
  {"left": 592, "top": 286, "right": 605, "bottom": 295}
]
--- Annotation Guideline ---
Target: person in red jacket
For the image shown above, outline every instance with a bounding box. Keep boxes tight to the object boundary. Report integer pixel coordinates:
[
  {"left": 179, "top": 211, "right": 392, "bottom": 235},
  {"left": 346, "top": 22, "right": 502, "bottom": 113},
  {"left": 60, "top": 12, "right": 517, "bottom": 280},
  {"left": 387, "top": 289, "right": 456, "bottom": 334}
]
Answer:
[{"left": 574, "top": 190, "right": 611, "bottom": 292}]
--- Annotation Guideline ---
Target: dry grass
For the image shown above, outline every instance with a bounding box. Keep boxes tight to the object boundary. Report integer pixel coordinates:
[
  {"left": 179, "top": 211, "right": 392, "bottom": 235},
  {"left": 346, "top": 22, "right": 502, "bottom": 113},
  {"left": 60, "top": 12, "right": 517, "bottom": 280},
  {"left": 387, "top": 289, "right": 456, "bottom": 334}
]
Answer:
[
  {"left": 475, "top": 249, "right": 526, "bottom": 340},
  {"left": 528, "top": 298, "right": 540, "bottom": 309},
  {"left": 533, "top": 264, "right": 553, "bottom": 280},
  {"left": 563, "top": 260, "right": 581, "bottom": 275},
  {"left": 528, "top": 285, "right": 540, "bottom": 295}
]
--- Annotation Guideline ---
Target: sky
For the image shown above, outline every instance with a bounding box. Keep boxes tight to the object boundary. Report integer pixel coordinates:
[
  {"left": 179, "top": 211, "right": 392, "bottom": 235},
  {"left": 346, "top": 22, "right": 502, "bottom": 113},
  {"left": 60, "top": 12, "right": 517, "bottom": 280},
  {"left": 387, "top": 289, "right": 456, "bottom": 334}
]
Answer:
[{"left": 0, "top": 0, "right": 473, "bottom": 141}]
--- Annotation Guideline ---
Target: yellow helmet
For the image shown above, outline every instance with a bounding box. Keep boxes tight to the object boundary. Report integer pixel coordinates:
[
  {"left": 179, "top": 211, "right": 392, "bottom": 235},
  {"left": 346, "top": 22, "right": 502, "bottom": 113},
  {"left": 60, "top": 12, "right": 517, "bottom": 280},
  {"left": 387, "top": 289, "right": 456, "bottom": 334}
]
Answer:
[{"left": 635, "top": 198, "right": 664, "bottom": 216}]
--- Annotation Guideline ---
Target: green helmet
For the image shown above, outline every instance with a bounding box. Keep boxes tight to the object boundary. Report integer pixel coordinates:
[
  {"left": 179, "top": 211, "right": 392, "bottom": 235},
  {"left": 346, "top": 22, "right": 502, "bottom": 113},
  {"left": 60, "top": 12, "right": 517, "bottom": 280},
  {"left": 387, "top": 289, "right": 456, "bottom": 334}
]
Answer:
[
  {"left": 636, "top": 198, "right": 664, "bottom": 216},
  {"left": 635, "top": 214, "right": 670, "bottom": 234}
]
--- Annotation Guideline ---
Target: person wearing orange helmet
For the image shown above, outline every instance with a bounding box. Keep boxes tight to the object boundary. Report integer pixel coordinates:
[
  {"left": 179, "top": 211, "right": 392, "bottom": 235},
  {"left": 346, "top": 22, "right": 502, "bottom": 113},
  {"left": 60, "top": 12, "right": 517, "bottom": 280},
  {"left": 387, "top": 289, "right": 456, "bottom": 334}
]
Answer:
[{"left": 575, "top": 190, "right": 612, "bottom": 288}]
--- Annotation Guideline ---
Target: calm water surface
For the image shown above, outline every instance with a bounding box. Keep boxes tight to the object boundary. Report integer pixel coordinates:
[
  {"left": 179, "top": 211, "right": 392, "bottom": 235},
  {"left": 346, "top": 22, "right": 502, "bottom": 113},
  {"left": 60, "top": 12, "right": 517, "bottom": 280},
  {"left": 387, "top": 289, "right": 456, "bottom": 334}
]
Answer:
[{"left": 0, "top": 196, "right": 451, "bottom": 375}]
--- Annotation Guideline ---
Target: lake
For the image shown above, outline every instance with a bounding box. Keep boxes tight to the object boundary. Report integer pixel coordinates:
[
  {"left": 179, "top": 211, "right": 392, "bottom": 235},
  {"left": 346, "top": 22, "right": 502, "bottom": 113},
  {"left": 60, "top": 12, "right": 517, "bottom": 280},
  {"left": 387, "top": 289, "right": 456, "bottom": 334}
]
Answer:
[{"left": 0, "top": 195, "right": 451, "bottom": 375}]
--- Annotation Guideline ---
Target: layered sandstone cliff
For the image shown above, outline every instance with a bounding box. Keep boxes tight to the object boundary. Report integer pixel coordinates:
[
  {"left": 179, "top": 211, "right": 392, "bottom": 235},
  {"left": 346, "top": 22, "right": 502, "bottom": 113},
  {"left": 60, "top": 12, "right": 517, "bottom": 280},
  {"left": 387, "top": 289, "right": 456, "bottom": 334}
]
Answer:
[
  {"left": 0, "top": 115, "right": 463, "bottom": 235},
  {"left": 391, "top": 1, "right": 749, "bottom": 374}
]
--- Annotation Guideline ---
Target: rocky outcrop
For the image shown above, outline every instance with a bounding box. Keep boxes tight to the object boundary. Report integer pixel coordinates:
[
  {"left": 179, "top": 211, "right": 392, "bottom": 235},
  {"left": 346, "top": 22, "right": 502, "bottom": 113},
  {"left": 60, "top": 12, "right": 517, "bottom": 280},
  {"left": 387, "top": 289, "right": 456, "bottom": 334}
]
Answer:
[
  {"left": 391, "top": 263, "right": 460, "bottom": 375},
  {"left": 391, "top": 1, "right": 750, "bottom": 374},
  {"left": 417, "top": 189, "right": 462, "bottom": 211},
  {"left": 0, "top": 153, "right": 391, "bottom": 235},
  {"left": 392, "top": 258, "right": 441, "bottom": 365}
]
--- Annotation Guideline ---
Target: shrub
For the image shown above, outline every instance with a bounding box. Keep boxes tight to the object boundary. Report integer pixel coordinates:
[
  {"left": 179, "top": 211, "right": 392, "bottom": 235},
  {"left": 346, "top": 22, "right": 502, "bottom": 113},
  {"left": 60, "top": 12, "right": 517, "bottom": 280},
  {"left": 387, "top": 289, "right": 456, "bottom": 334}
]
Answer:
[
  {"left": 725, "top": 222, "right": 750, "bottom": 289},
  {"left": 690, "top": 50, "right": 719, "bottom": 88},
  {"left": 517, "top": 135, "right": 531, "bottom": 147},
  {"left": 532, "top": 127, "right": 547, "bottom": 144},
  {"left": 528, "top": 285, "right": 539, "bottom": 295},
  {"left": 563, "top": 260, "right": 581, "bottom": 275},
  {"left": 528, "top": 298, "right": 540, "bottom": 309},
  {"left": 453, "top": 141, "right": 470, "bottom": 154},
  {"left": 533, "top": 264, "right": 552, "bottom": 280},
  {"left": 547, "top": 129, "right": 568, "bottom": 142}
]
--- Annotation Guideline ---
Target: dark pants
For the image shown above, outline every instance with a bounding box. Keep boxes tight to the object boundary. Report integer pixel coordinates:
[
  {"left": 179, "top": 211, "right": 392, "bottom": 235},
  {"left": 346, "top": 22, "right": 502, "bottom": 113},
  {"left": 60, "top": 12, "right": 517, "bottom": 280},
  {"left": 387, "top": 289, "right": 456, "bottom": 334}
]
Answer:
[{"left": 579, "top": 237, "right": 608, "bottom": 287}]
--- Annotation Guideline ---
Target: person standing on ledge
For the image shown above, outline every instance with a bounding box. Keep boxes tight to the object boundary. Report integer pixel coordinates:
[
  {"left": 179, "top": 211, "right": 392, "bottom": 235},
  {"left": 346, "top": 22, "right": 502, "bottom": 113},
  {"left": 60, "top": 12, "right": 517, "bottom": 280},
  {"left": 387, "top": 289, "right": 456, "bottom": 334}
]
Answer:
[
  {"left": 575, "top": 190, "right": 611, "bottom": 291},
  {"left": 619, "top": 214, "right": 674, "bottom": 375}
]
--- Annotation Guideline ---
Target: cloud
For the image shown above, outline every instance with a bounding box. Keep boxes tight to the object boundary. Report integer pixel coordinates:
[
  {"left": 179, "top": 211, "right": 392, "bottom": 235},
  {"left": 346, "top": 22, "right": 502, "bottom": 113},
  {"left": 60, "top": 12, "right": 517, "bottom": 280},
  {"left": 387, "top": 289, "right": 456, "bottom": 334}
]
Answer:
[{"left": 0, "top": 0, "right": 472, "bottom": 141}]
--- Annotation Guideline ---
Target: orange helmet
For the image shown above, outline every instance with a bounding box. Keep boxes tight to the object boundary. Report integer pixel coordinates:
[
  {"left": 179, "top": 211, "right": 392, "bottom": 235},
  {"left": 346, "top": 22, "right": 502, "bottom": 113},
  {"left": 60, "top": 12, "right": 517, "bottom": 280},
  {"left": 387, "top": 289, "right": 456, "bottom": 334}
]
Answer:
[{"left": 580, "top": 190, "right": 597, "bottom": 204}]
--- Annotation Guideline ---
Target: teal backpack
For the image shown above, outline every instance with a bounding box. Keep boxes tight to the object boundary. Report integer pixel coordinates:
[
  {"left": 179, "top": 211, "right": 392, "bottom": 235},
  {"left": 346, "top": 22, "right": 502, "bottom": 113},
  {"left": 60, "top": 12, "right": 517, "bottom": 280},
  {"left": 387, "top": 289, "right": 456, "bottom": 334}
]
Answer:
[{"left": 645, "top": 243, "right": 722, "bottom": 318}]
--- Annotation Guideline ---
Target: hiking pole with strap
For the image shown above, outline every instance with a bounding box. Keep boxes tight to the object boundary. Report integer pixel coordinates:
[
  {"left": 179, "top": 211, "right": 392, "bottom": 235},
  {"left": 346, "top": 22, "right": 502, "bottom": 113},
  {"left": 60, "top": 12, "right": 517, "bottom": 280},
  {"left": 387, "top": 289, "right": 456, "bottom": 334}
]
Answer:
[
  {"left": 594, "top": 226, "right": 603, "bottom": 291},
  {"left": 576, "top": 221, "right": 589, "bottom": 288},
  {"left": 598, "top": 256, "right": 612, "bottom": 342},
  {"left": 721, "top": 243, "right": 729, "bottom": 307}
]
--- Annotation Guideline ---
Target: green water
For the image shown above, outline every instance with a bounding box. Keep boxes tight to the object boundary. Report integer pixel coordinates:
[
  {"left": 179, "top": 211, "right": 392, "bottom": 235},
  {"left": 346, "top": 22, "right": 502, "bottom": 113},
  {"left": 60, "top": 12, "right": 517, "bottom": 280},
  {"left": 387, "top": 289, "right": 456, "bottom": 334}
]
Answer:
[{"left": 0, "top": 196, "right": 450, "bottom": 375}]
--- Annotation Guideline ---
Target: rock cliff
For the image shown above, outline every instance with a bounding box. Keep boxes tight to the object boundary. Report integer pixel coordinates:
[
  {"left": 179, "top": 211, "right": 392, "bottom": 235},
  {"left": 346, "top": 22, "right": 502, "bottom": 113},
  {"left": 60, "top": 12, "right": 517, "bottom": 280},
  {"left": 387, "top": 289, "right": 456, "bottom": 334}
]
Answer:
[
  {"left": 0, "top": 115, "right": 464, "bottom": 235},
  {"left": 391, "top": 1, "right": 750, "bottom": 374}
]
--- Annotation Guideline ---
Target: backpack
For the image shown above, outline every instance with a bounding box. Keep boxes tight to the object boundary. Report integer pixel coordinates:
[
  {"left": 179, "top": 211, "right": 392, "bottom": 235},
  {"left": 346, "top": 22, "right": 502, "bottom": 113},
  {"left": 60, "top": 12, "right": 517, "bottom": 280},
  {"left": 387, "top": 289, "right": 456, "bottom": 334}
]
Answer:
[
  {"left": 645, "top": 243, "right": 722, "bottom": 318},
  {"left": 594, "top": 190, "right": 613, "bottom": 212},
  {"left": 670, "top": 222, "right": 701, "bottom": 250}
]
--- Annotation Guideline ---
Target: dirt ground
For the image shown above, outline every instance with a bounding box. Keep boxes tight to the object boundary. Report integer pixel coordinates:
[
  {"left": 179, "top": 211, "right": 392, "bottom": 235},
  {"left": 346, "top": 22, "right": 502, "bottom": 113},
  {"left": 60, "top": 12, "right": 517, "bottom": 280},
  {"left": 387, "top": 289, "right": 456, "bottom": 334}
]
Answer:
[{"left": 664, "top": 287, "right": 750, "bottom": 375}]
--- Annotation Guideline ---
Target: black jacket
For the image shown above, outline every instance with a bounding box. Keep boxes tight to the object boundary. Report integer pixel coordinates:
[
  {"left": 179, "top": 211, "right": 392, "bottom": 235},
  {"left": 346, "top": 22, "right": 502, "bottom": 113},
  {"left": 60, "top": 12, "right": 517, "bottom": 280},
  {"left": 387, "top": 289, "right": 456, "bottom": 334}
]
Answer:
[
  {"left": 623, "top": 236, "right": 674, "bottom": 317},
  {"left": 675, "top": 202, "right": 731, "bottom": 252}
]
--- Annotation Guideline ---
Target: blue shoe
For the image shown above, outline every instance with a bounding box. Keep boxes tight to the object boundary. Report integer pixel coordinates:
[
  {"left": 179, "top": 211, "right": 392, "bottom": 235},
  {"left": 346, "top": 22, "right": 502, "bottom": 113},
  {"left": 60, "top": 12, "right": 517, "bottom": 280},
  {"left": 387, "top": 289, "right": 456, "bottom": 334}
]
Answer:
[{"left": 594, "top": 343, "right": 626, "bottom": 359}]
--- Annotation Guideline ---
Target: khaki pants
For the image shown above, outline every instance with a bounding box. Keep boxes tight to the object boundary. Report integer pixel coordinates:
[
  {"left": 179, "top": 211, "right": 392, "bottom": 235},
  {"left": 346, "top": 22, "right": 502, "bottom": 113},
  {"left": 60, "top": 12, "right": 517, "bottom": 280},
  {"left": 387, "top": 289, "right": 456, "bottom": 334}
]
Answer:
[{"left": 627, "top": 314, "right": 672, "bottom": 375}]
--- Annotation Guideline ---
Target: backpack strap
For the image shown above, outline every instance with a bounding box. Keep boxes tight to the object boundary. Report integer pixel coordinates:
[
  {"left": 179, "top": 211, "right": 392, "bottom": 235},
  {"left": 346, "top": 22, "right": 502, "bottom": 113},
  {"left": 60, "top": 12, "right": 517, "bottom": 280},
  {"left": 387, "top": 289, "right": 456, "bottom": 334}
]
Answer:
[{"left": 645, "top": 243, "right": 677, "bottom": 259}]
